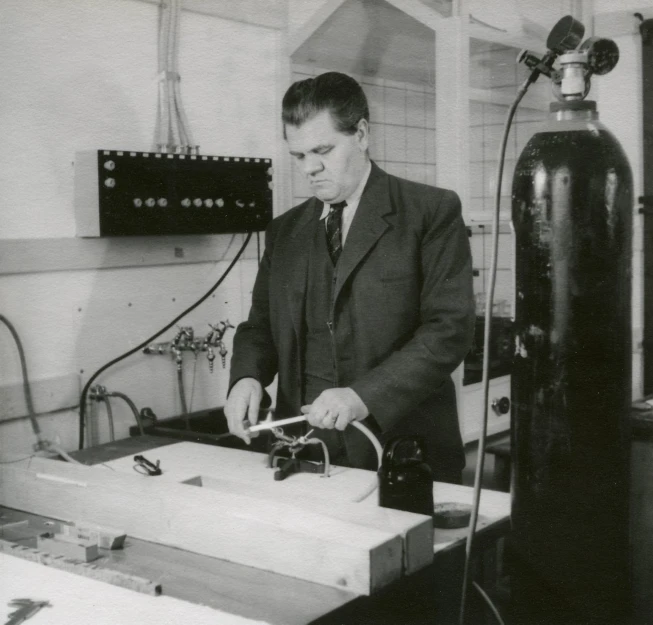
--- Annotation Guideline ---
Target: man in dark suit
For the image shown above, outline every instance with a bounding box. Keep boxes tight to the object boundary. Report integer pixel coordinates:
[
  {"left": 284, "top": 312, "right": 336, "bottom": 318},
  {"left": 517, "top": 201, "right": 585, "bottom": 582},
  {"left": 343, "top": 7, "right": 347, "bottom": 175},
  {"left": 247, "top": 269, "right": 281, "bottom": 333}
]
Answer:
[{"left": 225, "top": 72, "right": 474, "bottom": 483}]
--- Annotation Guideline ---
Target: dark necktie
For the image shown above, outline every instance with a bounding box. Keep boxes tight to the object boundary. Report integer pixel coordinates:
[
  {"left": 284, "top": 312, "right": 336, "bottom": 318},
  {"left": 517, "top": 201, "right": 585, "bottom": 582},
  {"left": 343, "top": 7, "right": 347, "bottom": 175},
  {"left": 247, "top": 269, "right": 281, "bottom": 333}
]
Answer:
[{"left": 326, "top": 201, "right": 347, "bottom": 265}]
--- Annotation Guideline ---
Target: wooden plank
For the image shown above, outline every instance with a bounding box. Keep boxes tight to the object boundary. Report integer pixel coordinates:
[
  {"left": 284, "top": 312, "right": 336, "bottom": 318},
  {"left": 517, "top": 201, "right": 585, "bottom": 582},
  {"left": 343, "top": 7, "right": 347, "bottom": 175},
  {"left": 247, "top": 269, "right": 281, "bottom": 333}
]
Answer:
[
  {"left": 37, "top": 533, "right": 100, "bottom": 562},
  {"left": 0, "top": 456, "right": 403, "bottom": 595},
  {"left": 105, "top": 440, "right": 435, "bottom": 571},
  {"left": 0, "top": 507, "right": 360, "bottom": 625},
  {"left": 0, "top": 554, "right": 265, "bottom": 625},
  {"left": 0, "top": 539, "right": 161, "bottom": 595},
  {"left": 102, "top": 442, "right": 510, "bottom": 570},
  {"left": 188, "top": 475, "right": 433, "bottom": 576},
  {"left": 59, "top": 521, "right": 126, "bottom": 550}
]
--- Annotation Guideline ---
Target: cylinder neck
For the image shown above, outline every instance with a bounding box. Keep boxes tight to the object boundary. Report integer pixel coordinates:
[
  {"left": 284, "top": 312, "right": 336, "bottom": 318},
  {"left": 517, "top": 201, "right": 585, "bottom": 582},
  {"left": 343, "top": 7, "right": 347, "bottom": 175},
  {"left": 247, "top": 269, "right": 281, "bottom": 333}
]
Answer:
[
  {"left": 551, "top": 108, "right": 599, "bottom": 122},
  {"left": 549, "top": 100, "right": 599, "bottom": 122}
]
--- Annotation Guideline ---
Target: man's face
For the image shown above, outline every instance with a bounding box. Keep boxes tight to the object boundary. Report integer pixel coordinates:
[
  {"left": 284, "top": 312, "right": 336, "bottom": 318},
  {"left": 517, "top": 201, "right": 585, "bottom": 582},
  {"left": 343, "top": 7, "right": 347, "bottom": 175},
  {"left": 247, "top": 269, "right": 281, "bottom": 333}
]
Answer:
[{"left": 286, "top": 110, "right": 369, "bottom": 204}]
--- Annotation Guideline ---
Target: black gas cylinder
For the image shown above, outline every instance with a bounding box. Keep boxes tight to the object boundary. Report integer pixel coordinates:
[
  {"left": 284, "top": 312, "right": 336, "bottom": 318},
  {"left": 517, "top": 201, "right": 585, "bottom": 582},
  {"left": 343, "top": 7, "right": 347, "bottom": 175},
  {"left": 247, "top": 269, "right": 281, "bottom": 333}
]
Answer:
[
  {"left": 510, "top": 100, "right": 632, "bottom": 624},
  {"left": 378, "top": 436, "right": 434, "bottom": 518}
]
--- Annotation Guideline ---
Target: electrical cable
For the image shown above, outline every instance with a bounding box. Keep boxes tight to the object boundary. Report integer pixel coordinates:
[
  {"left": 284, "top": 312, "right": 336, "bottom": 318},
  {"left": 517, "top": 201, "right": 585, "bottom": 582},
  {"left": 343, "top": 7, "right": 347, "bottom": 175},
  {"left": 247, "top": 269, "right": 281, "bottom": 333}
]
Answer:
[
  {"left": 158, "top": 0, "right": 171, "bottom": 151},
  {"left": 154, "top": 1, "right": 166, "bottom": 151},
  {"left": 77, "top": 231, "right": 253, "bottom": 450},
  {"left": 458, "top": 77, "right": 531, "bottom": 625},
  {"left": 174, "top": 77, "right": 194, "bottom": 150},
  {"left": 100, "top": 396, "right": 115, "bottom": 442},
  {"left": 473, "top": 581, "right": 506, "bottom": 625},
  {"left": 352, "top": 421, "right": 383, "bottom": 468},
  {"left": 170, "top": 0, "right": 194, "bottom": 151},
  {"left": 350, "top": 420, "right": 383, "bottom": 502},
  {"left": 176, "top": 364, "right": 190, "bottom": 428},
  {"left": 166, "top": 0, "right": 180, "bottom": 150},
  {"left": 107, "top": 391, "right": 144, "bottom": 436},
  {"left": 168, "top": 0, "right": 180, "bottom": 147},
  {"left": 188, "top": 353, "right": 199, "bottom": 414},
  {"left": 0, "top": 315, "right": 43, "bottom": 444},
  {"left": 152, "top": 0, "right": 195, "bottom": 154},
  {"left": 46, "top": 444, "right": 82, "bottom": 464},
  {"left": 0, "top": 313, "right": 79, "bottom": 463}
]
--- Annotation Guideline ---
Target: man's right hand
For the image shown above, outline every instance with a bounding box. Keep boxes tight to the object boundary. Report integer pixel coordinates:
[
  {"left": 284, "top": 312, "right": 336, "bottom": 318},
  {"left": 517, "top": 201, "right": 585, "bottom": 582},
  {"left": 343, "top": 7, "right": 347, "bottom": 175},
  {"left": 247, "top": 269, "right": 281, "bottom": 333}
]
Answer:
[{"left": 225, "top": 377, "right": 263, "bottom": 445}]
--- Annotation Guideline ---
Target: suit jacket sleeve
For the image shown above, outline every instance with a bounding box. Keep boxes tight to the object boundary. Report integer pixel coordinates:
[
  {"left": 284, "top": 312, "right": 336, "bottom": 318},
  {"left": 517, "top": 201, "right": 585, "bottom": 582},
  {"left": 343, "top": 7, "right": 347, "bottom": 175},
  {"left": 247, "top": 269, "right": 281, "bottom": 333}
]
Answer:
[
  {"left": 349, "top": 189, "right": 475, "bottom": 431},
  {"left": 228, "top": 221, "right": 280, "bottom": 392}
]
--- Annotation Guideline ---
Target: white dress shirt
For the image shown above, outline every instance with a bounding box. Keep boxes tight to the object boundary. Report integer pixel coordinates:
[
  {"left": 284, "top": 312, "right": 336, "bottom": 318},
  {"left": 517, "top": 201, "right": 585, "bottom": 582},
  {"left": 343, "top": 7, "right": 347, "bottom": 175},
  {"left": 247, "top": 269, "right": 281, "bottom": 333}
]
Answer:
[{"left": 319, "top": 161, "right": 372, "bottom": 246}]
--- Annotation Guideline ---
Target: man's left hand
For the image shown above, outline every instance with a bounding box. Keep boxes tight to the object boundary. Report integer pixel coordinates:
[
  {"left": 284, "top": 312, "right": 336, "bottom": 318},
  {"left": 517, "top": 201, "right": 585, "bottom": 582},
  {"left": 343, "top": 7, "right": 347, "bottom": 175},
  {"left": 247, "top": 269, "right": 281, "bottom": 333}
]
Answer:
[{"left": 301, "top": 388, "right": 369, "bottom": 431}]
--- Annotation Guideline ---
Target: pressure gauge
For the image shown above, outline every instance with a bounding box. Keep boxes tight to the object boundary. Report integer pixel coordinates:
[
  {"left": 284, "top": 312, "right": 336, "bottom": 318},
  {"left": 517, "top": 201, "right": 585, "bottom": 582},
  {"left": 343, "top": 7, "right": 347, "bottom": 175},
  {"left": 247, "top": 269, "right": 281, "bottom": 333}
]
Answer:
[{"left": 579, "top": 37, "right": 619, "bottom": 76}]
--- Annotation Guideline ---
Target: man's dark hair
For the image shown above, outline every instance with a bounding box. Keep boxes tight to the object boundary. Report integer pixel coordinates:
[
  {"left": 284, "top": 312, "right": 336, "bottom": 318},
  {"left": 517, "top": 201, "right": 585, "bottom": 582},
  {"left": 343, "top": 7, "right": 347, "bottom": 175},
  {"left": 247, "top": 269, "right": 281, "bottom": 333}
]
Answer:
[{"left": 282, "top": 72, "right": 369, "bottom": 138}]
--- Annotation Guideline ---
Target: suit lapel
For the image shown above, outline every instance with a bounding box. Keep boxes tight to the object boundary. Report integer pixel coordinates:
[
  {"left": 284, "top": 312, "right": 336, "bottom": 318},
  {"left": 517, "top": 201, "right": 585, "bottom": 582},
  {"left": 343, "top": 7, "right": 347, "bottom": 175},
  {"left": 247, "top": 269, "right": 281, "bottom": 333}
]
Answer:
[
  {"left": 333, "top": 163, "right": 393, "bottom": 305},
  {"left": 285, "top": 197, "right": 320, "bottom": 338}
]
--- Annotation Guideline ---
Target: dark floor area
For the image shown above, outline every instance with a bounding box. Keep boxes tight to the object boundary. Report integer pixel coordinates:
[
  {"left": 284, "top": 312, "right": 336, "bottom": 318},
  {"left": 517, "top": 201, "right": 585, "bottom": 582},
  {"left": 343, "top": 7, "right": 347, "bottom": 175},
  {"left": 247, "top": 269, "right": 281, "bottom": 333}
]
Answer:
[{"left": 461, "top": 433, "right": 512, "bottom": 624}]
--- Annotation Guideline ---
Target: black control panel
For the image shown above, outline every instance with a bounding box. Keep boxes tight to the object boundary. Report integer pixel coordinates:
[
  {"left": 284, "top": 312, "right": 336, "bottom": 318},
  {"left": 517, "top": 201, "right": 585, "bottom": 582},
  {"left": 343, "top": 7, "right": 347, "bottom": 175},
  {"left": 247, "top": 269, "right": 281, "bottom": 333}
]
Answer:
[{"left": 74, "top": 150, "right": 273, "bottom": 237}]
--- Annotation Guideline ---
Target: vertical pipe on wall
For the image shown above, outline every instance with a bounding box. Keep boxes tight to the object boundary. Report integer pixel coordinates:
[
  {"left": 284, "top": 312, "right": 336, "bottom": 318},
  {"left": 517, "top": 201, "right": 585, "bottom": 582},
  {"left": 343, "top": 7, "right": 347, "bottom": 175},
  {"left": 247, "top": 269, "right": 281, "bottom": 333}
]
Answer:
[{"left": 639, "top": 16, "right": 653, "bottom": 395}]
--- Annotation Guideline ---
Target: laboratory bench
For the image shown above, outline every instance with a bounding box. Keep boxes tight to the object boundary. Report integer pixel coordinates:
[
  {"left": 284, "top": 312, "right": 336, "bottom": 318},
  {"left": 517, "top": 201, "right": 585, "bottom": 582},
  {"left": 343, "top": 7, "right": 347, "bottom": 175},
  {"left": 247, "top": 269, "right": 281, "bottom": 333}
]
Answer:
[{"left": 0, "top": 435, "right": 511, "bottom": 625}]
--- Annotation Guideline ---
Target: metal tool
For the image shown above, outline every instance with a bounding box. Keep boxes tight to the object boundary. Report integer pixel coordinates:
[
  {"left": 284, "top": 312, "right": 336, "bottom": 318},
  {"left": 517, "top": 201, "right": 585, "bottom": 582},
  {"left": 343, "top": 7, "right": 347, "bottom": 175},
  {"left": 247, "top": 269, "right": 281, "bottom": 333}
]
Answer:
[
  {"left": 264, "top": 426, "right": 331, "bottom": 480},
  {"left": 4, "top": 599, "right": 51, "bottom": 625},
  {"left": 133, "top": 455, "right": 162, "bottom": 476},
  {"left": 248, "top": 415, "right": 307, "bottom": 432}
]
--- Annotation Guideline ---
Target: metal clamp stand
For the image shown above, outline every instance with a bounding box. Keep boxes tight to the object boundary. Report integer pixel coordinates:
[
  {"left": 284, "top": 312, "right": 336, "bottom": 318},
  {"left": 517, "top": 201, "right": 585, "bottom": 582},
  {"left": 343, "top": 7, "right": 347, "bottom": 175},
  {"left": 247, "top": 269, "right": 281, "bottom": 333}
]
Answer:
[{"left": 267, "top": 427, "right": 331, "bottom": 480}]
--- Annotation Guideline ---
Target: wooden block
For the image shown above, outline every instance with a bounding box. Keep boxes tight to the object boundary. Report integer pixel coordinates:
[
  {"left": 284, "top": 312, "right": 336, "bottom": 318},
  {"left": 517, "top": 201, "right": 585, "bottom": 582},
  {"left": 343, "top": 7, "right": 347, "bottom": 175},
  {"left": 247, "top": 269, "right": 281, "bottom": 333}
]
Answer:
[
  {"left": 184, "top": 474, "right": 433, "bottom": 576},
  {"left": 0, "top": 456, "right": 403, "bottom": 595},
  {"left": 0, "top": 519, "right": 29, "bottom": 530},
  {"left": 103, "top": 442, "right": 510, "bottom": 559},
  {"left": 38, "top": 533, "right": 99, "bottom": 562},
  {"left": 107, "top": 442, "right": 434, "bottom": 574},
  {"left": 60, "top": 522, "right": 126, "bottom": 550},
  {"left": 0, "top": 525, "right": 38, "bottom": 547}
]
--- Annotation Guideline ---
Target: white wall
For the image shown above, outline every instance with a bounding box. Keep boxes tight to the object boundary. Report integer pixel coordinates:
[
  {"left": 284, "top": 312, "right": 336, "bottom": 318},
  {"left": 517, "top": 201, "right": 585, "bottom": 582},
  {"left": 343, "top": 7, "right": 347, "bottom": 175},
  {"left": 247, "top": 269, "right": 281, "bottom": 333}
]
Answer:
[
  {"left": 0, "top": 0, "right": 284, "bottom": 456},
  {"left": 595, "top": 0, "right": 653, "bottom": 11},
  {"left": 593, "top": 1, "right": 653, "bottom": 399}
]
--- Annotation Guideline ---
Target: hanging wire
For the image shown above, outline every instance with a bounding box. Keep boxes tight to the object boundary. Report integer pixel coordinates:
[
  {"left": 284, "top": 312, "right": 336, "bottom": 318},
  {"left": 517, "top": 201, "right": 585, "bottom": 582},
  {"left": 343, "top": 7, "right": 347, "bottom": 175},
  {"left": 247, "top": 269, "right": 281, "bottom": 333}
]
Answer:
[
  {"left": 176, "top": 365, "right": 190, "bottom": 427},
  {"left": 188, "top": 353, "right": 199, "bottom": 414},
  {"left": 0, "top": 315, "right": 43, "bottom": 445},
  {"left": 167, "top": 0, "right": 181, "bottom": 149},
  {"left": 78, "top": 232, "right": 253, "bottom": 449},
  {"left": 100, "top": 395, "right": 115, "bottom": 442},
  {"left": 170, "top": 0, "right": 194, "bottom": 150},
  {"left": 459, "top": 78, "right": 531, "bottom": 625},
  {"left": 106, "top": 391, "right": 145, "bottom": 436},
  {"left": 155, "top": 1, "right": 171, "bottom": 152},
  {"left": 154, "top": 0, "right": 194, "bottom": 154}
]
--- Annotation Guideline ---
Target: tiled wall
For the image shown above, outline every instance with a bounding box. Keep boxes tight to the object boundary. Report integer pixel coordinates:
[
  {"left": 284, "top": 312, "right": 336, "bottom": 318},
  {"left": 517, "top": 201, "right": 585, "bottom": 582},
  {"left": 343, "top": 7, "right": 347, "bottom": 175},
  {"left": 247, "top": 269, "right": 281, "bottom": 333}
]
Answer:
[
  {"left": 290, "top": 63, "right": 521, "bottom": 319},
  {"left": 467, "top": 44, "right": 550, "bottom": 320},
  {"left": 290, "top": 64, "right": 437, "bottom": 204},
  {"left": 468, "top": 43, "right": 549, "bottom": 222},
  {"left": 0, "top": 0, "right": 280, "bottom": 455}
]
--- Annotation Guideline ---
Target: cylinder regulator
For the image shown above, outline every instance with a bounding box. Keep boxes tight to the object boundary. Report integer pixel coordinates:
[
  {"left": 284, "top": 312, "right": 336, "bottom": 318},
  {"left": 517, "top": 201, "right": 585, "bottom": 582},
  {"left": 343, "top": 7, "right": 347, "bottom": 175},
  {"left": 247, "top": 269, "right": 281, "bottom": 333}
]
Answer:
[{"left": 510, "top": 17, "right": 632, "bottom": 625}]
